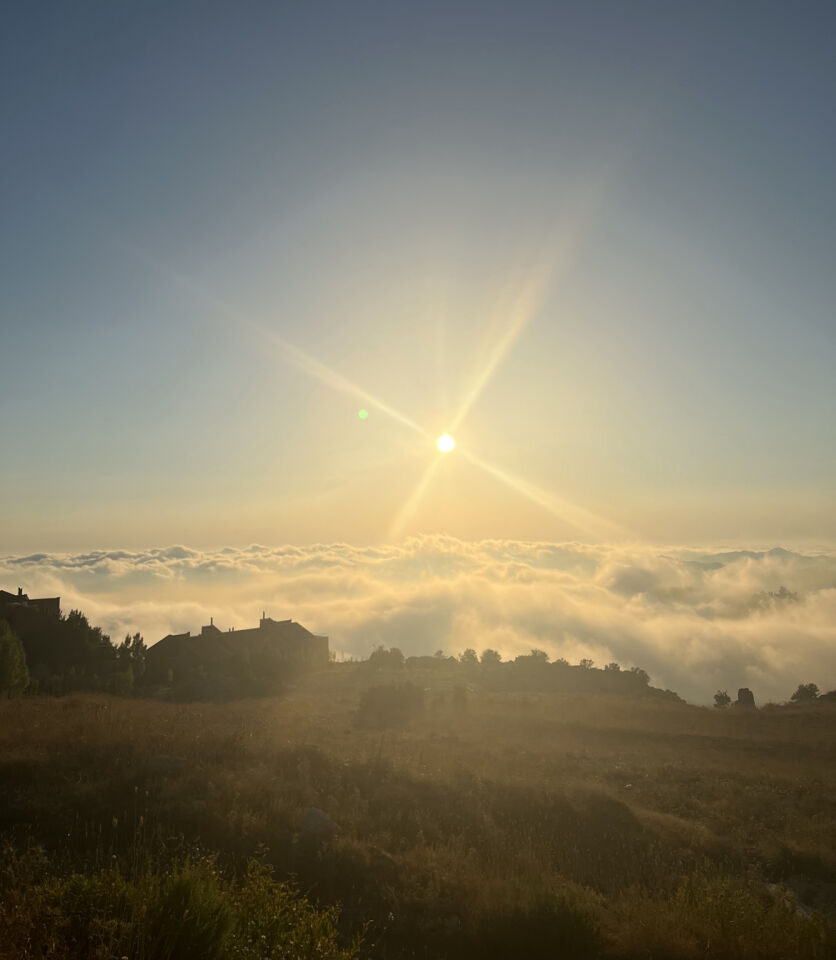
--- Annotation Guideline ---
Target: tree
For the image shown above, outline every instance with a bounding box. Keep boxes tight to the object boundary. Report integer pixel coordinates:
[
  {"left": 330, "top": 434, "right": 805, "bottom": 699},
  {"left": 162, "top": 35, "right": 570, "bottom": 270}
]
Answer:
[
  {"left": 0, "top": 620, "right": 29, "bottom": 696},
  {"left": 367, "top": 646, "right": 405, "bottom": 671},
  {"left": 60, "top": 609, "right": 117, "bottom": 686},
  {"left": 480, "top": 648, "right": 502, "bottom": 666},
  {"left": 458, "top": 648, "right": 479, "bottom": 668},
  {"left": 790, "top": 683, "right": 819, "bottom": 702},
  {"left": 578, "top": 658, "right": 594, "bottom": 670},
  {"left": 713, "top": 689, "right": 731, "bottom": 709},
  {"left": 604, "top": 662, "right": 621, "bottom": 672},
  {"left": 7, "top": 605, "right": 119, "bottom": 694},
  {"left": 118, "top": 632, "right": 147, "bottom": 682}
]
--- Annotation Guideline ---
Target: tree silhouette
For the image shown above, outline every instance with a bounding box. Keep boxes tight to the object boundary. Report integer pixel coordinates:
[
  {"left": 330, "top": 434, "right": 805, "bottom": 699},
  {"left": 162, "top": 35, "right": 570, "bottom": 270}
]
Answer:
[
  {"left": 459, "top": 648, "right": 479, "bottom": 667},
  {"left": 790, "top": 683, "right": 819, "bottom": 702},
  {"left": 367, "top": 646, "right": 404, "bottom": 671},
  {"left": 118, "top": 632, "right": 147, "bottom": 682},
  {"left": 713, "top": 689, "right": 731, "bottom": 709}
]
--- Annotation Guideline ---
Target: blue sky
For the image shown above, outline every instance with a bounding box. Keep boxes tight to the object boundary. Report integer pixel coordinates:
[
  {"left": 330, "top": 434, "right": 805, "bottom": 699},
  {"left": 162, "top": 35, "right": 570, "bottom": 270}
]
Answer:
[{"left": 2, "top": 1, "right": 834, "bottom": 550}]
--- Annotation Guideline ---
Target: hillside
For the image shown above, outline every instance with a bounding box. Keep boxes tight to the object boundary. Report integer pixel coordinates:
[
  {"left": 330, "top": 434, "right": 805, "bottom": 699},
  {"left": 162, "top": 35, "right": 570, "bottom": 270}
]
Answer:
[{"left": 1, "top": 666, "right": 834, "bottom": 958}]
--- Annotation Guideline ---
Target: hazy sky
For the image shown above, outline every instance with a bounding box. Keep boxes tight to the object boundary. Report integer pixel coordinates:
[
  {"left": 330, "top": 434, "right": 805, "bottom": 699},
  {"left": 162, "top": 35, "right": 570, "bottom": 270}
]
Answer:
[{"left": 2, "top": 1, "right": 835, "bottom": 551}]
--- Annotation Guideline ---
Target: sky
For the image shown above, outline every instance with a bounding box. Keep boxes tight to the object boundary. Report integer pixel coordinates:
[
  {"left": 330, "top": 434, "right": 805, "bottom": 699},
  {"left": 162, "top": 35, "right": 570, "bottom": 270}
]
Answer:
[
  {"left": 1, "top": 0, "right": 834, "bottom": 550},
  {"left": 1, "top": 4, "right": 835, "bottom": 693}
]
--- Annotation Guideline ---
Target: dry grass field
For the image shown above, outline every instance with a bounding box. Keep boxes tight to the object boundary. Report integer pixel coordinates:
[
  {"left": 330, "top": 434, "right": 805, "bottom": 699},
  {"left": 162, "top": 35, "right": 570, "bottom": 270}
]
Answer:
[{"left": 1, "top": 667, "right": 834, "bottom": 958}]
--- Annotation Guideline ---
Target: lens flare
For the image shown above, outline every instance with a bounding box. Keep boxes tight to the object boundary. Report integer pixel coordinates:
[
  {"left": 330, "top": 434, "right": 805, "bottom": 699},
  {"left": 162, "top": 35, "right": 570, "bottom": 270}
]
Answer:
[{"left": 130, "top": 224, "right": 624, "bottom": 541}]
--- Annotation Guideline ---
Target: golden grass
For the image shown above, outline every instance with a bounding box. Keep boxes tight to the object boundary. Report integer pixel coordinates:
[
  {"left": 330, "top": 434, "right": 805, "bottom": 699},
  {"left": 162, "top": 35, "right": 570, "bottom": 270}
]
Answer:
[{"left": 1, "top": 669, "right": 834, "bottom": 958}]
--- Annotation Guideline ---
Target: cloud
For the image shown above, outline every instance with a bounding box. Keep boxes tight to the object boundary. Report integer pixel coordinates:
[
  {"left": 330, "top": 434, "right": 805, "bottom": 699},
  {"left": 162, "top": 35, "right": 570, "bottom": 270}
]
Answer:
[{"left": 2, "top": 537, "right": 835, "bottom": 704}]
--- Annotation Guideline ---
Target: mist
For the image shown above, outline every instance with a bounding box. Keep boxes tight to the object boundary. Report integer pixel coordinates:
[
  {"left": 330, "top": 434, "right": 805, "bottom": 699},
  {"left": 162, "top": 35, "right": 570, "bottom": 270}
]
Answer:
[{"left": 4, "top": 537, "right": 834, "bottom": 704}]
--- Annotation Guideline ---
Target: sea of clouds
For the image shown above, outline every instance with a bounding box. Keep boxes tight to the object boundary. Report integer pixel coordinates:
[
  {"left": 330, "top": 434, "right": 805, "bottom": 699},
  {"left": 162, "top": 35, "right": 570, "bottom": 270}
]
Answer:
[{"left": 2, "top": 537, "right": 835, "bottom": 704}]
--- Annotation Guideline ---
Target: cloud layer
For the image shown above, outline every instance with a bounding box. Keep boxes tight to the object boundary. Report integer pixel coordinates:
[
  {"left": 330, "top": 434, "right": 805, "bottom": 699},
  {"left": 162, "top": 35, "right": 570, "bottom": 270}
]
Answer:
[{"left": 2, "top": 538, "right": 835, "bottom": 704}]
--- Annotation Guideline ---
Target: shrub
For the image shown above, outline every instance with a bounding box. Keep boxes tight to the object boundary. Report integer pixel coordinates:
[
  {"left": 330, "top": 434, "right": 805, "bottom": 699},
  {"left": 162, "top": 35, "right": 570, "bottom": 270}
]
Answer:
[
  {"left": 0, "top": 620, "right": 28, "bottom": 696},
  {"left": 230, "top": 861, "right": 363, "bottom": 959},
  {"left": 0, "top": 851, "right": 360, "bottom": 960},
  {"left": 610, "top": 864, "right": 836, "bottom": 959},
  {"left": 145, "top": 860, "right": 233, "bottom": 960}
]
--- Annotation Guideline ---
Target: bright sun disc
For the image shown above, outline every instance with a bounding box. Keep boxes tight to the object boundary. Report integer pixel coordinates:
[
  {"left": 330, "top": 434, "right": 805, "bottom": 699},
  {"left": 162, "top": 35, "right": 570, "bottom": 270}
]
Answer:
[{"left": 436, "top": 433, "right": 455, "bottom": 453}]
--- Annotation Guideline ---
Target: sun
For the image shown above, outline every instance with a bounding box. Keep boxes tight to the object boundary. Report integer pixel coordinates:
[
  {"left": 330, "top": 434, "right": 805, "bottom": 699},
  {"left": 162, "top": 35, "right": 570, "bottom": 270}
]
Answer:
[{"left": 436, "top": 433, "right": 455, "bottom": 453}]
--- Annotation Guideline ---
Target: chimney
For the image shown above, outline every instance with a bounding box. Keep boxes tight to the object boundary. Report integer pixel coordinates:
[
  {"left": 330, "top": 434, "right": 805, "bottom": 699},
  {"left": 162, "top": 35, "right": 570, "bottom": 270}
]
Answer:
[
  {"left": 18, "top": 587, "right": 23, "bottom": 597},
  {"left": 210, "top": 616, "right": 214, "bottom": 626}
]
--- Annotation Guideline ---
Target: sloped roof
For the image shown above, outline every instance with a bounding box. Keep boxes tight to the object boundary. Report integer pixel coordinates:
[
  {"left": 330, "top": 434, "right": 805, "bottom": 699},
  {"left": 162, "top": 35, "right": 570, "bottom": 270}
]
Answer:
[
  {"left": 0, "top": 589, "right": 28, "bottom": 602},
  {"left": 148, "top": 618, "right": 322, "bottom": 663}
]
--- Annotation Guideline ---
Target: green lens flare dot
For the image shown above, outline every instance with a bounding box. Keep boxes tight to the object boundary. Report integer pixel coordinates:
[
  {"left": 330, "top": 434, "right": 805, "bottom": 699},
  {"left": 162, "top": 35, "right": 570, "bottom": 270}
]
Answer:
[{"left": 358, "top": 409, "right": 369, "bottom": 420}]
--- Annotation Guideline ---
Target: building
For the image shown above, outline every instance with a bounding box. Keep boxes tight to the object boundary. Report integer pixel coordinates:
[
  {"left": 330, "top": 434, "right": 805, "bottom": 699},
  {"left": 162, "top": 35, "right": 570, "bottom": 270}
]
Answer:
[
  {"left": 0, "top": 587, "right": 61, "bottom": 626},
  {"left": 145, "top": 614, "right": 329, "bottom": 686}
]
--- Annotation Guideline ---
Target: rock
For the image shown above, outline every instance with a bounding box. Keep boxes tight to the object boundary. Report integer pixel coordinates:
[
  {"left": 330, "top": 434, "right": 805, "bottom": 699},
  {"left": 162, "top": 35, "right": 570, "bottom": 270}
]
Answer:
[{"left": 298, "top": 807, "right": 337, "bottom": 844}]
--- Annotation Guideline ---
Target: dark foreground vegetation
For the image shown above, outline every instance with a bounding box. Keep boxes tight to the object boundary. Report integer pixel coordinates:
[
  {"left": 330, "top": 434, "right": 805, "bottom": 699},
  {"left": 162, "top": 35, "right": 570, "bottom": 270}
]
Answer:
[{"left": 2, "top": 668, "right": 835, "bottom": 959}]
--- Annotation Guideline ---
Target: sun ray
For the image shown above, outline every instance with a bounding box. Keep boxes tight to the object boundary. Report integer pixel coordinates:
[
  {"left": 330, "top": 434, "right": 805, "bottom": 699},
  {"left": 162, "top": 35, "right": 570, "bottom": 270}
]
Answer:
[
  {"left": 388, "top": 455, "right": 447, "bottom": 540},
  {"left": 272, "top": 336, "right": 431, "bottom": 440},
  {"left": 449, "top": 175, "right": 614, "bottom": 437},
  {"left": 126, "top": 248, "right": 432, "bottom": 441},
  {"left": 460, "top": 448, "right": 626, "bottom": 540},
  {"left": 121, "top": 234, "right": 625, "bottom": 543},
  {"left": 449, "top": 257, "right": 554, "bottom": 434}
]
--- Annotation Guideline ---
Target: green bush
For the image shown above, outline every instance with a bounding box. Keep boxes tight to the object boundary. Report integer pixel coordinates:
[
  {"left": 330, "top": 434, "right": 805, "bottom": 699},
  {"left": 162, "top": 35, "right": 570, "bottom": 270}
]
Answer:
[
  {"left": 231, "top": 861, "right": 364, "bottom": 959},
  {"left": 0, "top": 851, "right": 361, "bottom": 960},
  {"left": 0, "top": 620, "right": 28, "bottom": 695}
]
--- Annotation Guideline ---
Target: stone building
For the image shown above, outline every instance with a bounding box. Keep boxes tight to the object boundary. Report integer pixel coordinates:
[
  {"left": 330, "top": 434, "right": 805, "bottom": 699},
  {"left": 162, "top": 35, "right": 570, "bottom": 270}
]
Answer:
[
  {"left": 0, "top": 587, "right": 61, "bottom": 628},
  {"left": 145, "top": 614, "right": 329, "bottom": 686}
]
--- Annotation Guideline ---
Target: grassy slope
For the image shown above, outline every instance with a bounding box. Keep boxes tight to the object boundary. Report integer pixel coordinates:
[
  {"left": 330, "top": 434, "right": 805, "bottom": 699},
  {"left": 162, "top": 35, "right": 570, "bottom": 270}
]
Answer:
[{"left": 1, "top": 666, "right": 834, "bottom": 958}]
